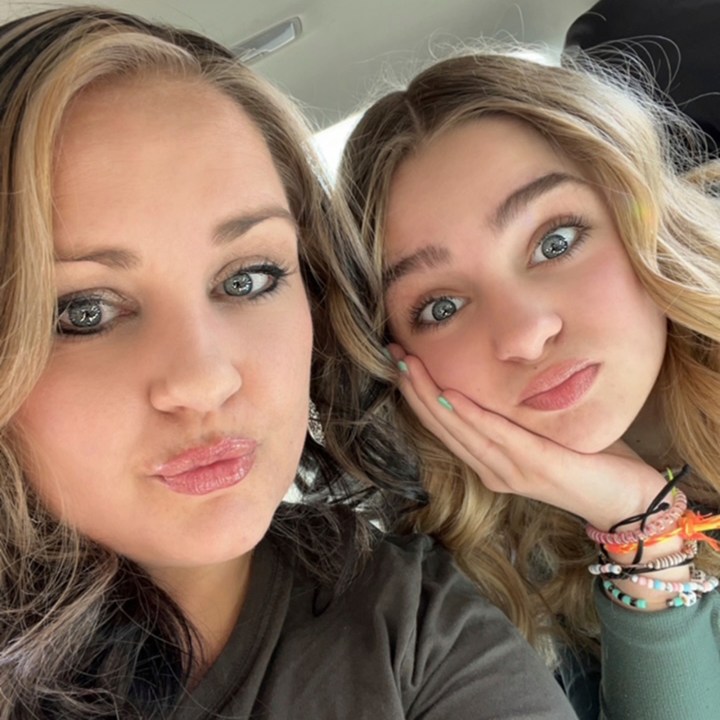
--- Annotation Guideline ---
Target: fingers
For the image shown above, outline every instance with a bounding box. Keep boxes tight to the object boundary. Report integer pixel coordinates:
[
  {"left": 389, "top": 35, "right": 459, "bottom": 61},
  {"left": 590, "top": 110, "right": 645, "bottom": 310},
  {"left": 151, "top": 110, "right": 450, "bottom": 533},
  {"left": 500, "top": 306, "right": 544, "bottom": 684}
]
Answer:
[
  {"left": 393, "top": 354, "right": 522, "bottom": 492},
  {"left": 391, "top": 353, "right": 603, "bottom": 513},
  {"left": 394, "top": 354, "right": 478, "bottom": 465},
  {"left": 388, "top": 351, "right": 671, "bottom": 525}
]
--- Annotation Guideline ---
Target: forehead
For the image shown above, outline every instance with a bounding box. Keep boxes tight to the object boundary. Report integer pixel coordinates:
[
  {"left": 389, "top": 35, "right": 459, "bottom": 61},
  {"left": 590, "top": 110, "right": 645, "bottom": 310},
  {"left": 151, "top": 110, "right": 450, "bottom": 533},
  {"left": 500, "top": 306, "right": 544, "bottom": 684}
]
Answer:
[
  {"left": 52, "top": 77, "right": 289, "bottom": 252},
  {"left": 384, "top": 117, "right": 581, "bottom": 255},
  {"left": 389, "top": 117, "right": 573, "bottom": 208},
  {"left": 56, "top": 76, "right": 269, "bottom": 172}
]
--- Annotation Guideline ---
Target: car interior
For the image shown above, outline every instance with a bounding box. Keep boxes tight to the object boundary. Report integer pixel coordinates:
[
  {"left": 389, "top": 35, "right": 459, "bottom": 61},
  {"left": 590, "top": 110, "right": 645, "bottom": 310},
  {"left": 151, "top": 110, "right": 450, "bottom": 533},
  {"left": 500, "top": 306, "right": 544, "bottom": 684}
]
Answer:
[{"left": 0, "top": 0, "right": 598, "bottom": 173}]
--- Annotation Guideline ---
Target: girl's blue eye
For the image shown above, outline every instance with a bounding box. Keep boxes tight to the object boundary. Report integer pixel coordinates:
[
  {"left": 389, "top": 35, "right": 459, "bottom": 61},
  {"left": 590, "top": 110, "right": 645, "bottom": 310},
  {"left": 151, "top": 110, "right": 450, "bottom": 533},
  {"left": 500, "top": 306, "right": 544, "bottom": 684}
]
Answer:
[
  {"left": 56, "top": 296, "right": 119, "bottom": 336},
  {"left": 222, "top": 268, "right": 280, "bottom": 298},
  {"left": 531, "top": 225, "right": 581, "bottom": 264},
  {"left": 416, "top": 295, "right": 466, "bottom": 326}
]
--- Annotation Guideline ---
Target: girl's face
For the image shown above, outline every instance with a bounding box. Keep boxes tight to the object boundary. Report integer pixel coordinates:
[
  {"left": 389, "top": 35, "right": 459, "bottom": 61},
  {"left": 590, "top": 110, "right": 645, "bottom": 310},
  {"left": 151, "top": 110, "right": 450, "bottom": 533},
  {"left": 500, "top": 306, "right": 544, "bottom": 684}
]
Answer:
[
  {"left": 384, "top": 117, "right": 667, "bottom": 452},
  {"left": 15, "top": 78, "right": 313, "bottom": 575}
]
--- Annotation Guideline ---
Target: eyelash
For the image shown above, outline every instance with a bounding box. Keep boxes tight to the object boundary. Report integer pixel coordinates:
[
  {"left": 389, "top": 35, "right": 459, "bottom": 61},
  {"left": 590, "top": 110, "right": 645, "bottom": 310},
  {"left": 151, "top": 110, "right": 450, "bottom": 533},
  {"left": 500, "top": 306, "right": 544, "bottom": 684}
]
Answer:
[
  {"left": 407, "top": 214, "right": 591, "bottom": 332},
  {"left": 408, "top": 295, "right": 460, "bottom": 333},
  {"left": 55, "top": 291, "right": 127, "bottom": 339},
  {"left": 532, "top": 214, "right": 590, "bottom": 266},
  {"left": 55, "top": 260, "right": 291, "bottom": 339},
  {"left": 214, "top": 261, "right": 290, "bottom": 303}
]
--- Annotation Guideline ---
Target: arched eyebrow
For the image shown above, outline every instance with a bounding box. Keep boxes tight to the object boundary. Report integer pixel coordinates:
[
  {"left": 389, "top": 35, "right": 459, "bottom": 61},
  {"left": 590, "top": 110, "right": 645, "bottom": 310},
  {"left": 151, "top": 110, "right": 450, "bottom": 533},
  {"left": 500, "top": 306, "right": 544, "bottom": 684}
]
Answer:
[
  {"left": 492, "top": 172, "right": 588, "bottom": 231},
  {"left": 384, "top": 245, "right": 450, "bottom": 288},
  {"left": 212, "top": 207, "right": 296, "bottom": 245},
  {"left": 384, "top": 172, "right": 589, "bottom": 289},
  {"left": 54, "top": 247, "right": 139, "bottom": 270},
  {"left": 54, "top": 206, "right": 296, "bottom": 268}
]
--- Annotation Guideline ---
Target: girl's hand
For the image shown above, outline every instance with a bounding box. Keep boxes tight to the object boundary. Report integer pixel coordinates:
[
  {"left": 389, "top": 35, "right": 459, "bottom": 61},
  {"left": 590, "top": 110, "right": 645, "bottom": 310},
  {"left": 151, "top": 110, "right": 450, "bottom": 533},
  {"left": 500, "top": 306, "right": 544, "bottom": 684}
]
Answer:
[{"left": 391, "top": 347, "right": 667, "bottom": 530}]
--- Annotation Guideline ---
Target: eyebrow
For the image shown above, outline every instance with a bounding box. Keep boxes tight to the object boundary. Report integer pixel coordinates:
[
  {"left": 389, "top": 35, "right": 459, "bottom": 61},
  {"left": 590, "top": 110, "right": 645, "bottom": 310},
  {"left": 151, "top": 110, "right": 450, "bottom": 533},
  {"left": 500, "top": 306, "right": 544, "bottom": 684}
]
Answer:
[
  {"left": 492, "top": 172, "right": 588, "bottom": 231},
  {"left": 384, "top": 172, "right": 588, "bottom": 288},
  {"left": 384, "top": 245, "right": 450, "bottom": 287},
  {"left": 54, "top": 205, "right": 296, "bottom": 268},
  {"left": 213, "top": 207, "right": 296, "bottom": 245}
]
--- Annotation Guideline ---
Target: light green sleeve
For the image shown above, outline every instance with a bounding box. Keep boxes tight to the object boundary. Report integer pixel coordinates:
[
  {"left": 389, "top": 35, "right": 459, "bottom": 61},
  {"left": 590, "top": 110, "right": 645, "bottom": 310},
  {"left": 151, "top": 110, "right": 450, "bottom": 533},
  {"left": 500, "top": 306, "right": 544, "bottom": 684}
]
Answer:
[{"left": 595, "top": 582, "right": 720, "bottom": 720}]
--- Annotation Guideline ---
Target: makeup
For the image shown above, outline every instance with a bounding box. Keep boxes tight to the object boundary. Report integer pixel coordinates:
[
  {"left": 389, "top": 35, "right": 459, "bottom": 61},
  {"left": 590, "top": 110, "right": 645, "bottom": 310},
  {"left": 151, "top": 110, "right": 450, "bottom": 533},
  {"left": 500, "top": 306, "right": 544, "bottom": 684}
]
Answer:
[{"left": 153, "top": 437, "right": 257, "bottom": 495}]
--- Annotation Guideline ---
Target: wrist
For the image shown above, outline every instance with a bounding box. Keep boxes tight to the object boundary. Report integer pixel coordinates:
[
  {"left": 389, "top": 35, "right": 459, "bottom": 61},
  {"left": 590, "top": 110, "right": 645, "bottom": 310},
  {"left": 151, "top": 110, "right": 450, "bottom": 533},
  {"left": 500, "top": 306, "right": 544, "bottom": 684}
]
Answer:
[
  {"left": 586, "top": 467, "right": 711, "bottom": 611},
  {"left": 584, "top": 467, "right": 667, "bottom": 531}
]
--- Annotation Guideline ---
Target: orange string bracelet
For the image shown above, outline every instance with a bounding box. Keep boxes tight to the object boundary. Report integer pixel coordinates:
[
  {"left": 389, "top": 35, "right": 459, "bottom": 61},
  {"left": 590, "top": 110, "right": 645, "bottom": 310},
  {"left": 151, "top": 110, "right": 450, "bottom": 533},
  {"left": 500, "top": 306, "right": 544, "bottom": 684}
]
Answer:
[{"left": 603, "top": 510, "right": 720, "bottom": 555}]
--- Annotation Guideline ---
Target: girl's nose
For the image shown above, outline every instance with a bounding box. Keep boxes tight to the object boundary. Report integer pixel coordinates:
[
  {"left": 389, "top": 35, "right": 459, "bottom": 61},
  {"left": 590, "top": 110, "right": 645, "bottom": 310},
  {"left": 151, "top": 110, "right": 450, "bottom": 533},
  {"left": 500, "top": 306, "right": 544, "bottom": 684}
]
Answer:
[{"left": 489, "top": 295, "right": 562, "bottom": 363}]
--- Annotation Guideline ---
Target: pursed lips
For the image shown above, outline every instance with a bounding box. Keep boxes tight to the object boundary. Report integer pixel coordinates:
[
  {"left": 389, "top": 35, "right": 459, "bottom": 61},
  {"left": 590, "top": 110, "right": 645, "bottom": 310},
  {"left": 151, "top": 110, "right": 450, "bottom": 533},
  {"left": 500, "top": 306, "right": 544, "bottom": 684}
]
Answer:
[
  {"left": 151, "top": 436, "right": 257, "bottom": 496},
  {"left": 519, "top": 360, "right": 599, "bottom": 411}
]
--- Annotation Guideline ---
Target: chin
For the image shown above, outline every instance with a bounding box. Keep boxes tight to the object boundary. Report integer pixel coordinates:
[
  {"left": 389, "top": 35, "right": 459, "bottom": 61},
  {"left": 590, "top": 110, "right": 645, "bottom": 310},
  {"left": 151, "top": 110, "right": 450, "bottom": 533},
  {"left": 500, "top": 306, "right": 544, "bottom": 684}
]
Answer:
[{"left": 535, "top": 415, "right": 629, "bottom": 455}]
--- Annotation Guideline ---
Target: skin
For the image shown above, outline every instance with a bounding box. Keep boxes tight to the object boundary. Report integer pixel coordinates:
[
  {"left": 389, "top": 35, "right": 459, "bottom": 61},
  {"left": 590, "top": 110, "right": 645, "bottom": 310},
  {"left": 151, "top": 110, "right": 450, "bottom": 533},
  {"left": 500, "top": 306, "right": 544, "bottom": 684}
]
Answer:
[
  {"left": 383, "top": 118, "right": 689, "bottom": 600},
  {"left": 14, "top": 77, "right": 313, "bottom": 661}
]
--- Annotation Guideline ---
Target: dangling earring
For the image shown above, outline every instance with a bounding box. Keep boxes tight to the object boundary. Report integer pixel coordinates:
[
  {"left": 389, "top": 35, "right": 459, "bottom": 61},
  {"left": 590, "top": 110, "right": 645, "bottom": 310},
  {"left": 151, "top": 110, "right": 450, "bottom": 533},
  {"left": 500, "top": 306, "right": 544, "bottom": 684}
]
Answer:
[{"left": 308, "top": 398, "right": 325, "bottom": 445}]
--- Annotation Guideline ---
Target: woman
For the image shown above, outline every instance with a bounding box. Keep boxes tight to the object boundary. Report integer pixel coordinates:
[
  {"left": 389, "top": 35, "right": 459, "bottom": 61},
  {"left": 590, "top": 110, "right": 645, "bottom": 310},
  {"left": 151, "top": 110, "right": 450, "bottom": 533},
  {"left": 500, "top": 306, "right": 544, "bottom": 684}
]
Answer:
[
  {"left": 339, "top": 49, "right": 720, "bottom": 720},
  {"left": 0, "top": 7, "right": 576, "bottom": 719}
]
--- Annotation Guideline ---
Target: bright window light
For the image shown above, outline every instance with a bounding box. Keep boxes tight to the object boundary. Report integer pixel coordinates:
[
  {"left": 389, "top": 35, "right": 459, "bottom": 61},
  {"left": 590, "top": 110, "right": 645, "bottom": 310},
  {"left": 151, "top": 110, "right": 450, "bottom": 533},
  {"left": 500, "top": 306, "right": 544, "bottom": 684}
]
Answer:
[{"left": 311, "top": 112, "right": 362, "bottom": 182}]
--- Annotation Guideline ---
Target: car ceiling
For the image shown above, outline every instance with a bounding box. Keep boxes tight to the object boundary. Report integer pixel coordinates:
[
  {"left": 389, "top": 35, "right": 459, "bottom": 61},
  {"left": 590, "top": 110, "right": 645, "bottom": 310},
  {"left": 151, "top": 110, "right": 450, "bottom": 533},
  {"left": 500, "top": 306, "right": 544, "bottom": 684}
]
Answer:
[{"left": 0, "top": 1, "right": 597, "bottom": 129}]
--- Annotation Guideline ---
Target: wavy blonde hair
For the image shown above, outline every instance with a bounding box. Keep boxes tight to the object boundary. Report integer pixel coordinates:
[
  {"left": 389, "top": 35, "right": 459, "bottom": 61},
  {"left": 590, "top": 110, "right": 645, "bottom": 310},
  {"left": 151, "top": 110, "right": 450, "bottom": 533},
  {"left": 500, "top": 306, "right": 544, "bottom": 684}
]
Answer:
[
  {"left": 338, "top": 50, "right": 720, "bottom": 656},
  {"left": 0, "top": 6, "right": 415, "bottom": 717}
]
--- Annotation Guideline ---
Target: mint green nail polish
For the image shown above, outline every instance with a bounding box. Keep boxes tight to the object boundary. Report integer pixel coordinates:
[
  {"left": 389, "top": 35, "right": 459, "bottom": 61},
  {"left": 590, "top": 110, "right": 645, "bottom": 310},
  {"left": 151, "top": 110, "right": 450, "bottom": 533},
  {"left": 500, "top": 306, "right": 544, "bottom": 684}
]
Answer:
[
  {"left": 397, "top": 360, "right": 409, "bottom": 374},
  {"left": 437, "top": 395, "right": 453, "bottom": 411},
  {"left": 381, "top": 347, "right": 393, "bottom": 361}
]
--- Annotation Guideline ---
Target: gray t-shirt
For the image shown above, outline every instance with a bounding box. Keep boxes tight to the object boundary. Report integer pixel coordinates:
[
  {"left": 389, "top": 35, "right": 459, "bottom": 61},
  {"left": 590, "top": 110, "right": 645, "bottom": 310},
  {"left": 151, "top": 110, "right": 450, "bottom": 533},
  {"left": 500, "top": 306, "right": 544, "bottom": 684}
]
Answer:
[{"left": 172, "top": 533, "right": 577, "bottom": 719}]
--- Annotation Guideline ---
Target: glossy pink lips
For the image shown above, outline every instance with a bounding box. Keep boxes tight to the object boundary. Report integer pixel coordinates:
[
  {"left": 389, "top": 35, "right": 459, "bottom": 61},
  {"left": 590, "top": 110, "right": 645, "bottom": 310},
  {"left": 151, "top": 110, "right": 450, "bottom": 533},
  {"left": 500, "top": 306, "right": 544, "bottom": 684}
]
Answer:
[
  {"left": 153, "top": 437, "right": 256, "bottom": 496},
  {"left": 520, "top": 362, "right": 599, "bottom": 412}
]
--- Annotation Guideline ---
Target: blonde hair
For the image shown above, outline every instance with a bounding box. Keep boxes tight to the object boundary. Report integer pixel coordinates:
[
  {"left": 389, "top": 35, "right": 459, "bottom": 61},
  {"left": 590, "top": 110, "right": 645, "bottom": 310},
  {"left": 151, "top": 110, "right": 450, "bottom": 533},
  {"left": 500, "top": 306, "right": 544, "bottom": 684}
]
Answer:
[
  {"left": 338, "top": 51, "right": 720, "bottom": 656},
  {"left": 0, "top": 6, "right": 411, "bottom": 716}
]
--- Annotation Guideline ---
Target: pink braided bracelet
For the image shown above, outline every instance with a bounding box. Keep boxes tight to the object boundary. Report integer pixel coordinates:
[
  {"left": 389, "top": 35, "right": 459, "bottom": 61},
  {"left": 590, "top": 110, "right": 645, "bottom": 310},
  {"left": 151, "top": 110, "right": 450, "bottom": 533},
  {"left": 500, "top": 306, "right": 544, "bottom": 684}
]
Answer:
[{"left": 586, "top": 489, "right": 687, "bottom": 546}]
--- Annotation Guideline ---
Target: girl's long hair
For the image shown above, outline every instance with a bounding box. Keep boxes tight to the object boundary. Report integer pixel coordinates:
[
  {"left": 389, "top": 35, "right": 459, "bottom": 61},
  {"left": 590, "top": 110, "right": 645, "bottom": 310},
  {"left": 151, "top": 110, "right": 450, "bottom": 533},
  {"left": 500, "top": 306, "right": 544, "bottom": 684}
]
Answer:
[
  {"left": 0, "top": 6, "right": 417, "bottom": 717},
  {"left": 338, "top": 49, "right": 720, "bottom": 658}
]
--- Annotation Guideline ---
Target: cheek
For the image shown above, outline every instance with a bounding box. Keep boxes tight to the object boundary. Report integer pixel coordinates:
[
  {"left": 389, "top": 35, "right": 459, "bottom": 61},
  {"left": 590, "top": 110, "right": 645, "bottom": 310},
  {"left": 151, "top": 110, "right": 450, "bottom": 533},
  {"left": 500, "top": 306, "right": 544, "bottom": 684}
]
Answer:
[
  {"left": 413, "top": 328, "right": 501, "bottom": 403},
  {"left": 16, "top": 361, "right": 95, "bottom": 459},
  {"left": 12, "top": 360, "right": 123, "bottom": 507},
  {"left": 581, "top": 245, "right": 665, "bottom": 337},
  {"left": 259, "top": 298, "right": 313, "bottom": 423},
  {"left": 276, "top": 297, "right": 313, "bottom": 380}
]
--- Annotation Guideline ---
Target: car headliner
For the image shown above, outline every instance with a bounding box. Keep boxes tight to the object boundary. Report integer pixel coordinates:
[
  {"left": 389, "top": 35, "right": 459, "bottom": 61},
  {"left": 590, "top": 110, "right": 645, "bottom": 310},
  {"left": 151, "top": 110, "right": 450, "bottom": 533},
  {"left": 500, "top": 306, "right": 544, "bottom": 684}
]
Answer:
[{"left": 0, "top": 0, "right": 597, "bottom": 129}]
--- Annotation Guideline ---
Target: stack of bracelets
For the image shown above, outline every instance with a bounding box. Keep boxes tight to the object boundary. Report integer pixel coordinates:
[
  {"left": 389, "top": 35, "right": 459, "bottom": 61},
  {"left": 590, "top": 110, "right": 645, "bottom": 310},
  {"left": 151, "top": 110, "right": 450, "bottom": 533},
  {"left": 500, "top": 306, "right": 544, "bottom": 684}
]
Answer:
[{"left": 585, "top": 466, "right": 720, "bottom": 610}]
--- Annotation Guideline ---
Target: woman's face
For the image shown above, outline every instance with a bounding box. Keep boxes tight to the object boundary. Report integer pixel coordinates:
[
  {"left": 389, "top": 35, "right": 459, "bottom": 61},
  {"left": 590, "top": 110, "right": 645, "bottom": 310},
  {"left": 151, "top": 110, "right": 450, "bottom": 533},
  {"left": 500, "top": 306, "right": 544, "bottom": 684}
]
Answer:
[
  {"left": 15, "top": 78, "right": 313, "bottom": 575},
  {"left": 384, "top": 117, "right": 667, "bottom": 452}
]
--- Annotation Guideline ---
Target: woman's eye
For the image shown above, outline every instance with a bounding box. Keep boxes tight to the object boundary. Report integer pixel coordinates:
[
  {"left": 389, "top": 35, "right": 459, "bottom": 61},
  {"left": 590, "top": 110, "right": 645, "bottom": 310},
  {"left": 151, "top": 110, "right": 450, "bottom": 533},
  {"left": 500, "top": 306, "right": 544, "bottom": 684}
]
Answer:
[
  {"left": 415, "top": 296, "right": 466, "bottom": 326},
  {"left": 531, "top": 225, "right": 583, "bottom": 264},
  {"left": 221, "top": 265, "right": 286, "bottom": 299},
  {"left": 56, "top": 296, "right": 120, "bottom": 336}
]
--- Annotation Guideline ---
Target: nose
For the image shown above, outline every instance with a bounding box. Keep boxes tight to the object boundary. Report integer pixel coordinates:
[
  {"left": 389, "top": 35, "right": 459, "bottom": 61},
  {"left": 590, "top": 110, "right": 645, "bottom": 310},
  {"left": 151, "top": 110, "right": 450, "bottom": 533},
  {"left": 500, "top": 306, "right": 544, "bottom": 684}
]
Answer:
[
  {"left": 149, "top": 312, "right": 243, "bottom": 415},
  {"left": 489, "top": 294, "right": 562, "bottom": 363}
]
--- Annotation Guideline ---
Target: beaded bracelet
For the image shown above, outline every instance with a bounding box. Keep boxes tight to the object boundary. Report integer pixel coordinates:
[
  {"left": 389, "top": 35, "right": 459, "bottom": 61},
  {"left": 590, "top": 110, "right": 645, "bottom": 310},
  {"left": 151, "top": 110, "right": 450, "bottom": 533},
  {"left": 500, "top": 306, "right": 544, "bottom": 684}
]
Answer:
[
  {"left": 586, "top": 488, "right": 687, "bottom": 546},
  {"left": 624, "top": 570, "right": 718, "bottom": 594},
  {"left": 590, "top": 556, "right": 694, "bottom": 578},
  {"left": 602, "top": 578, "right": 703, "bottom": 610},
  {"left": 602, "top": 579, "right": 648, "bottom": 610}
]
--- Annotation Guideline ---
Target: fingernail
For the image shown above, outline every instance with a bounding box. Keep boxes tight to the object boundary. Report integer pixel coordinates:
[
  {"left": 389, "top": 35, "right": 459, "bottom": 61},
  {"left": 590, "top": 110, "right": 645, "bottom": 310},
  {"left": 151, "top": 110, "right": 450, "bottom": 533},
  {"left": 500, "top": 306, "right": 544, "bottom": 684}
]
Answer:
[
  {"left": 437, "top": 395, "right": 453, "bottom": 411},
  {"left": 397, "top": 360, "right": 409, "bottom": 374},
  {"left": 381, "top": 347, "right": 393, "bottom": 361}
]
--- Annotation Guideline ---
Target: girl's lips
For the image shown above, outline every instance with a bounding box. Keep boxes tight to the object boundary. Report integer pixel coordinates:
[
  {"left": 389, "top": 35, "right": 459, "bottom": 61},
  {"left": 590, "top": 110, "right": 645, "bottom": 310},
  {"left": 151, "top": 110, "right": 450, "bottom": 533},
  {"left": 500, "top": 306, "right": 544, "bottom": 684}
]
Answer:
[
  {"left": 152, "top": 437, "right": 257, "bottom": 496},
  {"left": 520, "top": 363, "right": 599, "bottom": 411}
]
